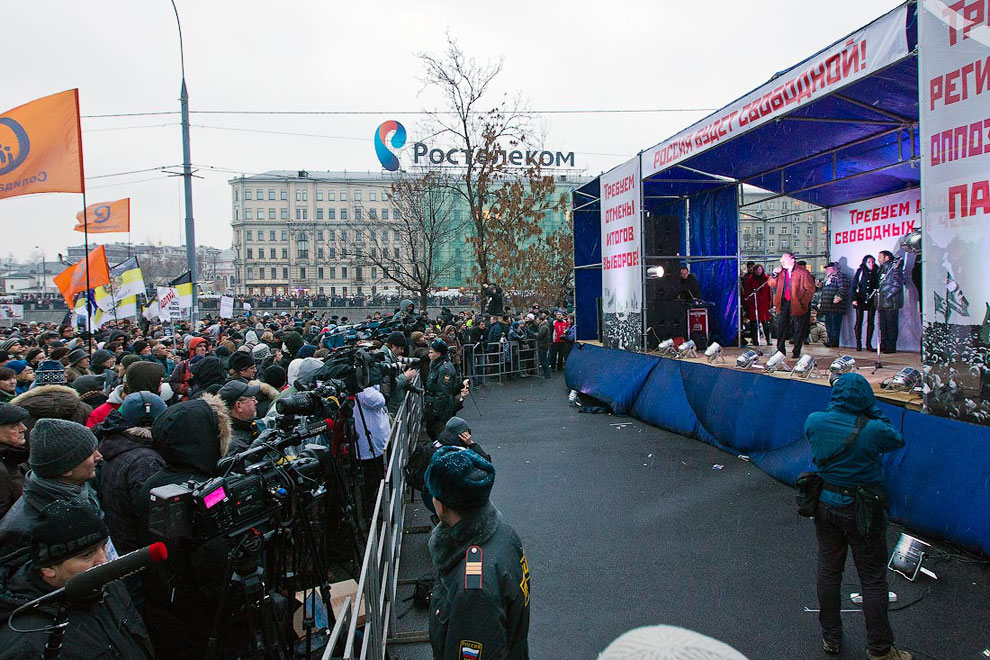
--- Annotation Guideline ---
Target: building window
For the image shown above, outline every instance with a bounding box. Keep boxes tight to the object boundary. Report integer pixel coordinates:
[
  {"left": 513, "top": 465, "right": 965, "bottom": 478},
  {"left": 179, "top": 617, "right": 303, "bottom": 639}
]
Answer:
[
  {"left": 782, "top": 240, "right": 789, "bottom": 249},
  {"left": 382, "top": 209, "right": 389, "bottom": 220},
  {"left": 354, "top": 229, "right": 363, "bottom": 243},
  {"left": 300, "top": 267, "right": 306, "bottom": 279},
  {"left": 302, "top": 190, "right": 308, "bottom": 201},
  {"left": 255, "top": 189, "right": 262, "bottom": 200},
  {"left": 769, "top": 239, "right": 776, "bottom": 248},
  {"left": 269, "top": 209, "right": 276, "bottom": 220},
  {"left": 246, "top": 230, "right": 252, "bottom": 241},
  {"left": 234, "top": 189, "right": 239, "bottom": 201},
  {"left": 281, "top": 230, "right": 288, "bottom": 241},
  {"left": 245, "top": 189, "right": 252, "bottom": 200},
  {"left": 280, "top": 209, "right": 289, "bottom": 220},
  {"left": 354, "top": 191, "right": 362, "bottom": 201},
  {"left": 371, "top": 267, "right": 377, "bottom": 279},
  {"left": 296, "top": 209, "right": 302, "bottom": 220},
  {"left": 328, "top": 208, "right": 336, "bottom": 220},
  {"left": 341, "top": 267, "right": 348, "bottom": 279},
  {"left": 317, "top": 247, "right": 324, "bottom": 259},
  {"left": 318, "top": 267, "right": 324, "bottom": 279},
  {"left": 316, "top": 190, "right": 323, "bottom": 201},
  {"left": 769, "top": 226, "right": 775, "bottom": 235},
  {"left": 354, "top": 207, "right": 363, "bottom": 221},
  {"left": 329, "top": 266, "right": 336, "bottom": 279},
  {"left": 369, "top": 191, "right": 377, "bottom": 201},
  {"left": 271, "top": 267, "right": 277, "bottom": 279},
  {"left": 329, "top": 248, "right": 336, "bottom": 259},
  {"left": 297, "top": 232, "right": 309, "bottom": 259},
  {"left": 331, "top": 286, "right": 336, "bottom": 296},
  {"left": 280, "top": 190, "right": 287, "bottom": 200},
  {"left": 247, "top": 266, "right": 254, "bottom": 279},
  {"left": 340, "top": 208, "right": 348, "bottom": 220},
  {"left": 245, "top": 208, "right": 253, "bottom": 220},
  {"left": 282, "top": 267, "right": 289, "bottom": 279},
  {"left": 340, "top": 230, "right": 347, "bottom": 242},
  {"left": 234, "top": 209, "right": 239, "bottom": 220},
  {"left": 342, "top": 287, "right": 347, "bottom": 296},
  {"left": 246, "top": 248, "right": 253, "bottom": 259},
  {"left": 257, "top": 208, "right": 263, "bottom": 219},
  {"left": 270, "top": 248, "right": 276, "bottom": 259},
  {"left": 393, "top": 208, "right": 402, "bottom": 220},
  {"left": 269, "top": 230, "right": 276, "bottom": 241},
  {"left": 328, "top": 230, "right": 335, "bottom": 241},
  {"left": 393, "top": 230, "right": 400, "bottom": 242},
  {"left": 327, "top": 190, "right": 335, "bottom": 201},
  {"left": 282, "top": 248, "right": 288, "bottom": 259},
  {"left": 806, "top": 226, "right": 813, "bottom": 235},
  {"left": 296, "top": 190, "right": 302, "bottom": 202},
  {"left": 268, "top": 189, "right": 275, "bottom": 200},
  {"left": 393, "top": 248, "right": 399, "bottom": 259},
  {"left": 340, "top": 191, "right": 347, "bottom": 201},
  {"left": 369, "top": 208, "right": 377, "bottom": 220}
]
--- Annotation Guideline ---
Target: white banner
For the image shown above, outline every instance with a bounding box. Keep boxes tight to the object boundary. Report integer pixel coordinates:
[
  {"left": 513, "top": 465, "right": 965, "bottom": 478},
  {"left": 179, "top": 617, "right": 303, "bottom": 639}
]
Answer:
[
  {"left": 920, "top": 0, "right": 990, "bottom": 424},
  {"left": 600, "top": 157, "right": 642, "bottom": 350},
  {"left": 243, "top": 302, "right": 252, "bottom": 311},
  {"left": 219, "top": 296, "right": 234, "bottom": 319},
  {"left": 829, "top": 189, "right": 922, "bottom": 350},
  {"left": 157, "top": 286, "right": 184, "bottom": 321},
  {"left": 0, "top": 304, "right": 24, "bottom": 320},
  {"left": 641, "top": 5, "right": 909, "bottom": 178}
]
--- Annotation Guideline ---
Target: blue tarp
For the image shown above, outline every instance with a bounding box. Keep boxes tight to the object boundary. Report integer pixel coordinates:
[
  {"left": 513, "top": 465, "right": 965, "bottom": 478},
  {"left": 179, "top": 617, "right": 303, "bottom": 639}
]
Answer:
[
  {"left": 686, "top": 186, "right": 738, "bottom": 346},
  {"left": 565, "top": 343, "right": 990, "bottom": 556}
]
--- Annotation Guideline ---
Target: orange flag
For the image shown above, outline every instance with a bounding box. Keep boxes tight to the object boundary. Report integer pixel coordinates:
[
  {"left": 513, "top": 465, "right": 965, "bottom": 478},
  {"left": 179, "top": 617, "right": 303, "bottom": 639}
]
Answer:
[
  {"left": 75, "top": 198, "right": 130, "bottom": 233},
  {"left": 0, "top": 89, "right": 85, "bottom": 200},
  {"left": 53, "top": 245, "right": 111, "bottom": 309}
]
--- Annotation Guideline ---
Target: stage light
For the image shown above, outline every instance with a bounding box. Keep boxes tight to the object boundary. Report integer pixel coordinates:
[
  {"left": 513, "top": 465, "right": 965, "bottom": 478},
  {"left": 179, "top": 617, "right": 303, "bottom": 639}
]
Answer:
[
  {"left": 828, "top": 355, "right": 857, "bottom": 385},
  {"left": 791, "top": 354, "right": 818, "bottom": 379},
  {"left": 704, "top": 342, "right": 724, "bottom": 363},
  {"left": 646, "top": 266, "right": 665, "bottom": 279},
  {"left": 657, "top": 338, "right": 675, "bottom": 355},
  {"left": 675, "top": 340, "right": 697, "bottom": 359},
  {"left": 736, "top": 350, "right": 759, "bottom": 369},
  {"left": 882, "top": 367, "right": 923, "bottom": 392},
  {"left": 568, "top": 389, "right": 582, "bottom": 408},
  {"left": 888, "top": 533, "right": 936, "bottom": 581},
  {"left": 764, "top": 351, "right": 789, "bottom": 374},
  {"left": 899, "top": 229, "right": 922, "bottom": 254}
]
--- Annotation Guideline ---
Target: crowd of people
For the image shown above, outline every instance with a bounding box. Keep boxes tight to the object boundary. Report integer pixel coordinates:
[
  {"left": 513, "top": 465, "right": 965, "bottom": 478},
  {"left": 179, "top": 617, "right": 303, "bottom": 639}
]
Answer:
[
  {"left": 740, "top": 251, "right": 910, "bottom": 355},
  {"left": 0, "top": 291, "right": 570, "bottom": 658}
]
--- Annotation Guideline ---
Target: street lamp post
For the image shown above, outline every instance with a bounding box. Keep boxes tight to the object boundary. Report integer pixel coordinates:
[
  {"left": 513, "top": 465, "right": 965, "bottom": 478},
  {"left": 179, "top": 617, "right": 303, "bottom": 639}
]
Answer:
[
  {"left": 170, "top": 0, "right": 198, "bottom": 325},
  {"left": 35, "top": 246, "right": 46, "bottom": 296}
]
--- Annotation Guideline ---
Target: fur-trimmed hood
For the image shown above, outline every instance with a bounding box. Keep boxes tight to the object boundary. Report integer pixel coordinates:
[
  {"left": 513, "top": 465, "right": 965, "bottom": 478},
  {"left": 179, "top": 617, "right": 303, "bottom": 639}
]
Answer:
[
  {"left": 9, "top": 384, "right": 93, "bottom": 439},
  {"left": 250, "top": 379, "right": 279, "bottom": 402},
  {"left": 150, "top": 392, "right": 231, "bottom": 477}
]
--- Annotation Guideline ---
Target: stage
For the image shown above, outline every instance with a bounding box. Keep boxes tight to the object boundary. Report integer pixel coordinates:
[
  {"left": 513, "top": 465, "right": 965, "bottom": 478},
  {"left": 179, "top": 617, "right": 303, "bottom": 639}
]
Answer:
[{"left": 564, "top": 342, "right": 990, "bottom": 557}]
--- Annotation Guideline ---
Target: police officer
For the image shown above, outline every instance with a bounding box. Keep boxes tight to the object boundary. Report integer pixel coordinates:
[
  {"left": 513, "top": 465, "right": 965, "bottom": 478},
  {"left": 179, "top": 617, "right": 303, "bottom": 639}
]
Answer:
[
  {"left": 425, "top": 446, "right": 529, "bottom": 659},
  {"left": 424, "top": 339, "right": 467, "bottom": 440}
]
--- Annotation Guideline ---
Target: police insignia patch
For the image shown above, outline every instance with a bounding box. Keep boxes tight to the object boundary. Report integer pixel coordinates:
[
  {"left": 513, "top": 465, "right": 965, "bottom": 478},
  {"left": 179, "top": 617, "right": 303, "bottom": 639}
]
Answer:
[{"left": 460, "top": 640, "right": 482, "bottom": 659}]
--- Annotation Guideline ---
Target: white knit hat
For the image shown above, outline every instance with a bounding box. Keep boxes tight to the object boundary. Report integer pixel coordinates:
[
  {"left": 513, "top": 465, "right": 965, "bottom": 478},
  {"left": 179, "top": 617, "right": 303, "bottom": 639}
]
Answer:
[{"left": 599, "top": 625, "right": 748, "bottom": 660}]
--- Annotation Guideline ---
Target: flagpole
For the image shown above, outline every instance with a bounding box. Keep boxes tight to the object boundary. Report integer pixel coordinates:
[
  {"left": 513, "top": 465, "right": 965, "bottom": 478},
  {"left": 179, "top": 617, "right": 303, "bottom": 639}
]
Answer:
[{"left": 81, "top": 192, "right": 93, "bottom": 346}]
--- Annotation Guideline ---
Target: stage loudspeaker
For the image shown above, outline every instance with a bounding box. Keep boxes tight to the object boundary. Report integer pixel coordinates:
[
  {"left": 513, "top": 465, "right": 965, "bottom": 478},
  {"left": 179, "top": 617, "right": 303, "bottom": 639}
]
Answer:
[
  {"left": 643, "top": 214, "right": 681, "bottom": 257},
  {"left": 645, "top": 259, "right": 681, "bottom": 302},
  {"left": 646, "top": 301, "right": 687, "bottom": 350}
]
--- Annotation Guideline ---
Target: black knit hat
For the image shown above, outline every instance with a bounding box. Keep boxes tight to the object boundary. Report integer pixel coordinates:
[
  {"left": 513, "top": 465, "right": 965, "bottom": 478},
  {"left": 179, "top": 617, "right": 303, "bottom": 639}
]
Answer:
[
  {"left": 29, "top": 419, "right": 97, "bottom": 478},
  {"left": 228, "top": 350, "right": 255, "bottom": 373},
  {"left": 425, "top": 446, "right": 495, "bottom": 513},
  {"left": 386, "top": 331, "right": 407, "bottom": 348},
  {"left": 31, "top": 500, "right": 108, "bottom": 567}
]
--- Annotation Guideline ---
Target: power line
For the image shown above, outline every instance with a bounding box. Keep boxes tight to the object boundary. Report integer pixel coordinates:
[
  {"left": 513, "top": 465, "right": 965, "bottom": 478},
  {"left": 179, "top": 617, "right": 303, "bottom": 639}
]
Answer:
[
  {"left": 82, "top": 107, "right": 718, "bottom": 119},
  {"left": 86, "top": 165, "right": 181, "bottom": 180}
]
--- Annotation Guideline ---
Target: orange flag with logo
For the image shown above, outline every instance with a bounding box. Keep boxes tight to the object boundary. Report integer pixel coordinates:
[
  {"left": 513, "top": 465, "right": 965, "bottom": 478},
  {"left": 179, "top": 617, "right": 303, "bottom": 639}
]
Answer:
[
  {"left": 75, "top": 198, "right": 130, "bottom": 233},
  {"left": 53, "top": 245, "right": 111, "bottom": 309},
  {"left": 0, "top": 89, "right": 85, "bottom": 200}
]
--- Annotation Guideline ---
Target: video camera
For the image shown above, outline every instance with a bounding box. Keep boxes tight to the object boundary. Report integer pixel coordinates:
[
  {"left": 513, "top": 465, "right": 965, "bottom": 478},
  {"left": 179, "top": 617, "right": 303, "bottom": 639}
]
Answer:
[{"left": 304, "top": 345, "right": 421, "bottom": 396}]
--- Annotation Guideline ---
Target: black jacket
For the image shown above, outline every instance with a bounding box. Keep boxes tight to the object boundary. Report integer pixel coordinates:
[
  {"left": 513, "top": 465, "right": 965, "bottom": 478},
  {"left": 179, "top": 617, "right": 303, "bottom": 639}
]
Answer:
[
  {"left": 429, "top": 503, "right": 529, "bottom": 659},
  {"left": 878, "top": 258, "right": 905, "bottom": 310},
  {"left": 425, "top": 357, "right": 460, "bottom": 424},
  {"left": 852, "top": 265, "right": 880, "bottom": 308},
  {"left": 0, "top": 561, "right": 154, "bottom": 659},
  {"left": 228, "top": 416, "right": 260, "bottom": 455},
  {"left": 95, "top": 411, "right": 164, "bottom": 554},
  {"left": 0, "top": 446, "right": 27, "bottom": 521},
  {"left": 0, "top": 472, "right": 102, "bottom": 560}
]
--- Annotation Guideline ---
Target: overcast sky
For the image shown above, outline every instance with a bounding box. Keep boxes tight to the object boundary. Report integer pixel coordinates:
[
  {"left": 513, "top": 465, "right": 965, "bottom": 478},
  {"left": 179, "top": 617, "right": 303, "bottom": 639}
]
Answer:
[{"left": 1, "top": 0, "right": 902, "bottom": 265}]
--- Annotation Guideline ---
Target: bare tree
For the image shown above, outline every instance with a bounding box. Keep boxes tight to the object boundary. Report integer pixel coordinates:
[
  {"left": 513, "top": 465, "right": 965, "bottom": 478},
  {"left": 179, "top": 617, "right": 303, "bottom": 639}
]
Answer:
[
  {"left": 342, "top": 170, "right": 463, "bottom": 311},
  {"left": 418, "top": 37, "right": 562, "bottom": 291}
]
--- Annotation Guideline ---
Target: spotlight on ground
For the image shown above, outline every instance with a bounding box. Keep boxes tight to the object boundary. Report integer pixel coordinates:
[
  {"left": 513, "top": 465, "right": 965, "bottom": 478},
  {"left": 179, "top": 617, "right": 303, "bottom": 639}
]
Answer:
[
  {"left": 676, "top": 340, "right": 697, "bottom": 359},
  {"left": 791, "top": 354, "right": 818, "bottom": 379},
  {"left": 764, "top": 350, "right": 789, "bottom": 374},
  {"left": 882, "top": 367, "right": 923, "bottom": 392},
  {"left": 704, "top": 342, "right": 724, "bottom": 364},
  {"left": 736, "top": 350, "right": 759, "bottom": 369},
  {"left": 657, "top": 339, "right": 675, "bottom": 356},
  {"left": 829, "top": 355, "right": 857, "bottom": 385}
]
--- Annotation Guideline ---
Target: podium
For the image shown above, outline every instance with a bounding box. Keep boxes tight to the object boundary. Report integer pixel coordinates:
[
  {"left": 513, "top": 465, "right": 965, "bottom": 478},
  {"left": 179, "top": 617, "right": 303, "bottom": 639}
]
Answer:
[{"left": 688, "top": 307, "right": 709, "bottom": 343}]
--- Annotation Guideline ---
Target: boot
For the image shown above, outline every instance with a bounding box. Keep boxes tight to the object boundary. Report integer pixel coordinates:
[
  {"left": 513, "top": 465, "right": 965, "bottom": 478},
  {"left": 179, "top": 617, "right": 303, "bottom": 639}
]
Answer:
[{"left": 867, "top": 647, "right": 912, "bottom": 660}]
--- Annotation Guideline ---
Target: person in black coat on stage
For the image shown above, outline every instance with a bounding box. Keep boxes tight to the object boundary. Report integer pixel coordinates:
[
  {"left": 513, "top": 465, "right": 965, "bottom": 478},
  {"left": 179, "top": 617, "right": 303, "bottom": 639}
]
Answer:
[{"left": 851, "top": 255, "right": 880, "bottom": 352}]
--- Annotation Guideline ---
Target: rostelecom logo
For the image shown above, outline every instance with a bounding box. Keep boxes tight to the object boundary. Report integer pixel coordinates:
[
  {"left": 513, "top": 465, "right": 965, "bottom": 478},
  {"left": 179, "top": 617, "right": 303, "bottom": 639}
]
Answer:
[
  {"left": 0, "top": 118, "right": 30, "bottom": 176},
  {"left": 374, "top": 120, "right": 406, "bottom": 172}
]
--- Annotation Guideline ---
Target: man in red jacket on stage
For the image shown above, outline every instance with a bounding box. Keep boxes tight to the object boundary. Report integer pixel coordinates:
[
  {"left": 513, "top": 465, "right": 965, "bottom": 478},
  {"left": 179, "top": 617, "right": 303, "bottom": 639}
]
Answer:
[{"left": 768, "top": 251, "right": 816, "bottom": 359}]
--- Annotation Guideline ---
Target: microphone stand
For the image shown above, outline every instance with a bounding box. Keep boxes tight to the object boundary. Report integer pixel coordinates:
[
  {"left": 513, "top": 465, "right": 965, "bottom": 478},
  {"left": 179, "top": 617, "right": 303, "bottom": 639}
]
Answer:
[
  {"left": 868, "top": 265, "right": 894, "bottom": 374},
  {"left": 43, "top": 605, "right": 69, "bottom": 660},
  {"left": 745, "top": 280, "right": 768, "bottom": 350}
]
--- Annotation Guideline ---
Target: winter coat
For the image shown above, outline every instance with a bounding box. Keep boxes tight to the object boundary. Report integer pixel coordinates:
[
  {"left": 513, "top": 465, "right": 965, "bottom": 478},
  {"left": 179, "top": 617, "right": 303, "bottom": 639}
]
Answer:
[
  {"left": 0, "top": 446, "right": 27, "bottom": 520},
  {"left": 818, "top": 271, "right": 851, "bottom": 316},
  {"left": 94, "top": 411, "right": 164, "bottom": 554},
  {"left": 768, "top": 265, "right": 816, "bottom": 316},
  {"left": 429, "top": 503, "right": 530, "bottom": 660},
  {"left": 252, "top": 379, "right": 280, "bottom": 418},
  {"left": 227, "top": 416, "right": 260, "bottom": 456},
  {"left": 354, "top": 386, "right": 390, "bottom": 460},
  {"left": 742, "top": 273, "right": 772, "bottom": 322},
  {"left": 808, "top": 321, "right": 828, "bottom": 345},
  {"left": 0, "top": 561, "right": 154, "bottom": 660},
  {"left": 188, "top": 356, "right": 225, "bottom": 399},
  {"left": 425, "top": 356, "right": 460, "bottom": 425},
  {"left": 0, "top": 471, "right": 103, "bottom": 559},
  {"left": 535, "top": 322, "right": 552, "bottom": 349},
  {"left": 135, "top": 394, "right": 231, "bottom": 660},
  {"left": 852, "top": 264, "right": 880, "bottom": 308},
  {"left": 9, "top": 385, "right": 93, "bottom": 443},
  {"left": 804, "top": 373, "right": 904, "bottom": 508},
  {"left": 86, "top": 384, "right": 124, "bottom": 429},
  {"left": 878, "top": 258, "right": 905, "bottom": 311}
]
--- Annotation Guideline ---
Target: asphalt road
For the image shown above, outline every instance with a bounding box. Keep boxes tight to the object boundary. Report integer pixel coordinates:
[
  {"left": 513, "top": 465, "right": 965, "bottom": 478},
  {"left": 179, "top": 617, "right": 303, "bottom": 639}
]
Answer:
[{"left": 392, "top": 373, "right": 989, "bottom": 659}]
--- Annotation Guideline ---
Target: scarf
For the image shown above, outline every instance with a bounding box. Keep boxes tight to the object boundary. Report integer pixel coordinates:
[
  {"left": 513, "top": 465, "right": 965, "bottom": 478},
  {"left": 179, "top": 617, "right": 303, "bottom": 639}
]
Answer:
[
  {"left": 22, "top": 470, "right": 102, "bottom": 518},
  {"left": 428, "top": 502, "right": 501, "bottom": 574}
]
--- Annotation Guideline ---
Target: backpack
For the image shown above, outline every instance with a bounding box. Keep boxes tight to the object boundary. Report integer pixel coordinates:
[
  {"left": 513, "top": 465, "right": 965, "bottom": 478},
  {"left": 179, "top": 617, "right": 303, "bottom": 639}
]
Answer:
[{"left": 404, "top": 440, "right": 440, "bottom": 492}]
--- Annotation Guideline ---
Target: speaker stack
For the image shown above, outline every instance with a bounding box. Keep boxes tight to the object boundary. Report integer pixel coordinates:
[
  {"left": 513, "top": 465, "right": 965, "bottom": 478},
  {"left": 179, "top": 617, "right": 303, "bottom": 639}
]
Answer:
[{"left": 643, "top": 214, "right": 686, "bottom": 350}]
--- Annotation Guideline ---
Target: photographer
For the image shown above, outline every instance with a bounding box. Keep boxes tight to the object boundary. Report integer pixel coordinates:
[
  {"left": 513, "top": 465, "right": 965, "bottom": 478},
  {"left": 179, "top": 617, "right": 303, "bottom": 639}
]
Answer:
[
  {"left": 136, "top": 395, "right": 232, "bottom": 660},
  {"left": 424, "top": 339, "right": 468, "bottom": 441},
  {"left": 354, "top": 384, "right": 390, "bottom": 522},
  {"left": 378, "top": 331, "right": 418, "bottom": 417},
  {"left": 218, "top": 380, "right": 261, "bottom": 455},
  {"left": 0, "top": 500, "right": 154, "bottom": 659}
]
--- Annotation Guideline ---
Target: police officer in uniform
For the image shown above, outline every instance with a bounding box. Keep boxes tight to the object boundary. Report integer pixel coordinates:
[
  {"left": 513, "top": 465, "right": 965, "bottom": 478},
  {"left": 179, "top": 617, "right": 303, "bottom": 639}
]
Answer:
[
  {"left": 424, "top": 339, "right": 466, "bottom": 440},
  {"left": 425, "top": 446, "right": 529, "bottom": 659}
]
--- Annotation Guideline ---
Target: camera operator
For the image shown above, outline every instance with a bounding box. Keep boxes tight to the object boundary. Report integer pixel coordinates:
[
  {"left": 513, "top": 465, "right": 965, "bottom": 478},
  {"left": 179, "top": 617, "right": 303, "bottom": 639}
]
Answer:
[
  {"left": 0, "top": 500, "right": 154, "bottom": 659},
  {"left": 218, "top": 380, "right": 261, "bottom": 455},
  {"left": 424, "top": 339, "right": 469, "bottom": 441},
  {"left": 354, "top": 384, "right": 390, "bottom": 523},
  {"left": 136, "top": 395, "right": 232, "bottom": 660},
  {"left": 378, "top": 331, "right": 419, "bottom": 418}
]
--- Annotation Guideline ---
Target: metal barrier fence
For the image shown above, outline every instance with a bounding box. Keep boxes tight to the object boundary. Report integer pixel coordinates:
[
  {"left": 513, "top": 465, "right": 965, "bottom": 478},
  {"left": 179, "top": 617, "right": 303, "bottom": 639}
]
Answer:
[
  {"left": 324, "top": 381, "right": 424, "bottom": 659},
  {"left": 461, "top": 339, "right": 542, "bottom": 384}
]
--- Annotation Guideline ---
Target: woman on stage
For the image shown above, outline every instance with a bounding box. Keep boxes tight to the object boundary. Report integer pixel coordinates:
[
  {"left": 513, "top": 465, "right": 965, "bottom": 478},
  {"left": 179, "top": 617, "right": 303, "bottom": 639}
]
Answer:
[
  {"left": 743, "top": 265, "right": 772, "bottom": 346},
  {"left": 851, "top": 254, "right": 879, "bottom": 351}
]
